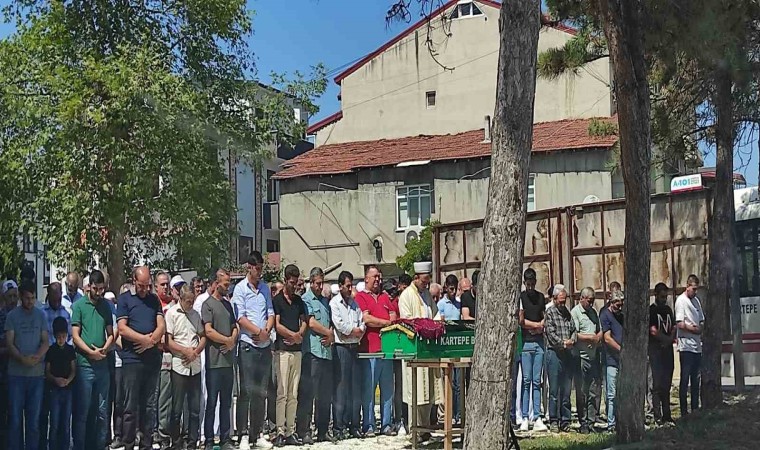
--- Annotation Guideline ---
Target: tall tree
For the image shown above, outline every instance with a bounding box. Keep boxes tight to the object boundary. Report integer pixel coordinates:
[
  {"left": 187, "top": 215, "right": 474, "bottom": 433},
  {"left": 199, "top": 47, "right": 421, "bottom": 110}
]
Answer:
[
  {"left": 0, "top": 1, "right": 325, "bottom": 288},
  {"left": 463, "top": 1, "right": 541, "bottom": 448},
  {"left": 595, "top": 0, "right": 652, "bottom": 442}
]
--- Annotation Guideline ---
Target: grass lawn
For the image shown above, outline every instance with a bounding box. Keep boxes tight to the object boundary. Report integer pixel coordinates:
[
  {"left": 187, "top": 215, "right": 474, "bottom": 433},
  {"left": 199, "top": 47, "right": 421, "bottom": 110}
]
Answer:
[{"left": 515, "top": 389, "right": 760, "bottom": 450}]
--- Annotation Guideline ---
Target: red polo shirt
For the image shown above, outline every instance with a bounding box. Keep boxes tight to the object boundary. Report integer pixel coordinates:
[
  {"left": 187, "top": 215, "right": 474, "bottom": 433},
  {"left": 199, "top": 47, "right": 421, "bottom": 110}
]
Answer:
[{"left": 355, "top": 291, "right": 395, "bottom": 353}]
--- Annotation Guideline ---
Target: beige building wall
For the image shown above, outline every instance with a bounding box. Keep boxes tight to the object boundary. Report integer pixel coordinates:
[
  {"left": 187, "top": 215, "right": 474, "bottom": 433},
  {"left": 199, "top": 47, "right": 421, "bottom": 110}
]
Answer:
[{"left": 316, "top": 5, "right": 612, "bottom": 146}]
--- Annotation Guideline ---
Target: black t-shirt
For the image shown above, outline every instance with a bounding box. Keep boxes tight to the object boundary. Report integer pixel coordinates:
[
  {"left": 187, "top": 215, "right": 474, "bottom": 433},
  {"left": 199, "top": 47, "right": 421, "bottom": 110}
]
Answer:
[
  {"left": 648, "top": 303, "right": 674, "bottom": 349},
  {"left": 520, "top": 290, "right": 545, "bottom": 342},
  {"left": 460, "top": 290, "right": 477, "bottom": 319},
  {"left": 46, "top": 343, "right": 75, "bottom": 384},
  {"left": 273, "top": 292, "right": 307, "bottom": 352}
]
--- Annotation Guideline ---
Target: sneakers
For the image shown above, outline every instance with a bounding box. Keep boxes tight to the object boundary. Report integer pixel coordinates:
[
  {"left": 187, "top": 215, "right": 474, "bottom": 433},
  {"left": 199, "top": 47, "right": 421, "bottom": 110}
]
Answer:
[
  {"left": 549, "top": 422, "right": 559, "bottom": 433},
  {"left": 284, "top": 434, "right": 302, "bottom": 446},
  {"left": 255, "top": 436, "right": 274, "bottom": 449},
  {"left": 273, "top": 435, "right": 286, "bottom": 448},
  {"left": 239, "top": 435, "right": 251, "bottom": 450},
  {"left": 381, "top": 426, "right": 397, "bottom": 437},
  {"left": 364, "top": 429, "right": 376, "bottom": 438},
  {"left": 110, "top": 438, "right": 125, "bottom": 450},
  {"left": 532, "top": 418, "right": 549, "bottom": 432},
  {"left": 519, "top": 420, "right": 530, "bottom": 432},
  {"left": 299, "top": 432, "right": 313, "bottom": 445},
  {"left": 349, "top": 429, "right": 364, "bottom": 439}
]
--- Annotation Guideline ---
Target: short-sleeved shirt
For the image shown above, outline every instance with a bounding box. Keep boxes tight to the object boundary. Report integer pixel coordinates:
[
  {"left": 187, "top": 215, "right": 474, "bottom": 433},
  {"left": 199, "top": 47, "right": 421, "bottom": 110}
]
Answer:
[
  {"left": 571, "top": 303, "right": 600, "bottom": 360},
  {"left": 302, "top": 289, "right": 332, "bottom": 360},
  {"left": 273, "top": 292, "right": 307, "bottom": 352},
  {"left": 601, "top": 308, "right": 623, "bottom": 368},
  {"left": 46, "top": 343, "right": 75, "bottom": 385},
  {"left": 355, "top": 291, "right": 394, "bottom": 353},
  {"left": 675, "top": 293, "right": 705, "bottom": 353},
  {"left": 460, "top": 290, "right": 477, "bottom": 319},
  {"left": 71, "top": 297, "right": 113, "bottom": 368},
  {"left": 116, "top": 290, "right": 163, "bottom": 365},
  {"left": 649, "top": 303, "right": 674, "bottom": 350},
  {"left": 5, "top": 306, "right": 47, "bottom": 377},
  {"left": 520, "top": 290, "right": 545, "bottom": 343},
  {"left": 201, "top": 296, "right": 237, "bottom": 369},
  {"left": 232, "top": 279, "right": 274, "bottom": 348},
  {"left": 436, "top": 296, "right": 461, "bottom": 320},
  {"left": 165, "top": 303, "right": 204, "bottom": 376}
]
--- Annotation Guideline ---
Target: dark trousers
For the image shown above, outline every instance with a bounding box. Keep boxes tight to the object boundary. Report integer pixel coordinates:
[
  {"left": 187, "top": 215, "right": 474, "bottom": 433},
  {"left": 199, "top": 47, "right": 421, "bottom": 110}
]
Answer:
[
  {"left": 170, "top": 371, "right": 201, "bottom": 449},
  {"left": 236, "top": 343, "right": 273, "bottom": 439},
  {"left": 122, "top": 361, "right": 161, "bottom": 450},
  {"left": 113, "top": 367, "right": 125, "bottom": 441},
  {"left": 679, "top": 351, "right": 701, "bottom": 416},
  {"left": 575, "top": 354, "right": 602, "bottom": 427},
  {"left": 296, "top": 353, "right": 333, "bottom": 438},
  {"left": 267, "top": 365, "right": 277, "bottom": 426},
  {"left": 650, "top": 346, "right": 674, "bottom": 421},
  {"left": 0, "top": 380, "right": 7, "bottom": 447},
  {"left": 205, "top": 367, "right": 233, "bottom": 444},
  {"left": 48, "top": 386, "right": 72, "bottom": 450},
  {"left": 392, "top": 359, "right": 406, "bottom": 426},
  {"left": 107, "top": 362, "right": 116, "bottom": 444},
  {"left": 333, "top": 344, "right": 362, "bottom": 432},
  {"left": 546, "top": 348, "right": 573, "bottom": 426}
]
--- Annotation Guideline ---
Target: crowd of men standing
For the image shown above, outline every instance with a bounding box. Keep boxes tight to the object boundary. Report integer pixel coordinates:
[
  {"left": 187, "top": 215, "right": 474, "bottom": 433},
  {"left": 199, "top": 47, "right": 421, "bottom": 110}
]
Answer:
[
  {"left": 0, "top": 252, "right": 707, "bottom": 450},
  {"left": 512, "top": 268, "right": 706, "bottom": 434}
]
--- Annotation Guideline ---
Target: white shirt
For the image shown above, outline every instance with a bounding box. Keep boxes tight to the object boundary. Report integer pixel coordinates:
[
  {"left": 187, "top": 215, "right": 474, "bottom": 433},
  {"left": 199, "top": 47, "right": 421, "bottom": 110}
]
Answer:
[
  {"left": 675, "top": 293, "right": 705, "bottom": 353},
  {"left": 193, "top": 292, "right": 211, "bottom": 315},
  {"left": 165, "top": 303, "right": 204, "bottom": 376},
  {"left": 330, "top": 294, "right": 365, "bottom": 344}
]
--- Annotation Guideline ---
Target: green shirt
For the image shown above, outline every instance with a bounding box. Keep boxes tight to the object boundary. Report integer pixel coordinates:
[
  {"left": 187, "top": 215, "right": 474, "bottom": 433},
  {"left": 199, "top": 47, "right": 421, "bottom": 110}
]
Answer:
[
  {"left": 571, "top": 303, "right": 600, "bottom": 360},
  {"left": 71, "top": 296, "right": 113, "bottom": 368},
  {"left": 302, "top": 290, "right": 332, "bottom": 360}
]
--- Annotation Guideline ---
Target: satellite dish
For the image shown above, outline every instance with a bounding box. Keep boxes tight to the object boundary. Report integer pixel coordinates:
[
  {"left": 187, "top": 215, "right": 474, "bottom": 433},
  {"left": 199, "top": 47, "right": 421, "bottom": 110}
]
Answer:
[
  {"left": 406, "top": 230, "right": 419, "bottom": 243},
  {"left": 583, "top": 195, "right": 600, "bottom": 204}
]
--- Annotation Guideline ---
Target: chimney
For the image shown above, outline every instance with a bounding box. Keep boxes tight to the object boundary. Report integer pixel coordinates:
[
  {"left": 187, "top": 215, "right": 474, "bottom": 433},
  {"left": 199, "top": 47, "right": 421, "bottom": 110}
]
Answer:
[{"left": 483, "top": 115, "right": 492, "bottom": 142}]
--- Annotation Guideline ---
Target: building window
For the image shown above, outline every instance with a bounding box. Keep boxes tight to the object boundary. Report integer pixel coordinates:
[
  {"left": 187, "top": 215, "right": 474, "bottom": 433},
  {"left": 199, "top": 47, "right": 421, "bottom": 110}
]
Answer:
[
  {"left": 426, "top": 91, "right": 436, "bottom": 108},
  {"left": 397, "top": 185, "right": 432, "bottom": 229},
  {"left": 266, "top": 170, "right": 279, "bottom": 203},
  {"left": 449, "top": 1, "right": 483, "bottom": 19},
  {"left": 266, "top": 240, "right": 280, "bottom": 253},
  {"left": 527, "top": 174, "right": 536, "bottom": 212},
  {"left": 22, "top": 234, "right": 35, "bottom": 254}
]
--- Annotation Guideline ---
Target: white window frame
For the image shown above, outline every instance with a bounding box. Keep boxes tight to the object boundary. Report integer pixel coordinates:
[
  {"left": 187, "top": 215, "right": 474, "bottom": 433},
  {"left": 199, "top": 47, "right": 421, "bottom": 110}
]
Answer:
[
  {"left": 449, "top": 1, "right": 484, "bottom": 20},
  {"left": 265, "top": 169, "right": 279, "bottom": 203},
  {"left": 396, "top": 184, "right": 432, "bottom": 231},
  {"left": 527, "top": 174, "right": 536, "bottom": 212}
]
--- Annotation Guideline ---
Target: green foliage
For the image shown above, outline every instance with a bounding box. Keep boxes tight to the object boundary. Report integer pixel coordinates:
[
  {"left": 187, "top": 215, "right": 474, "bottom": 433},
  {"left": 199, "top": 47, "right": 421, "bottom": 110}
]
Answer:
[
  {"left": 588, "top": 118, "right": 618, "bottom": 137},
  {"left": 396, "top": 220, "right": 440, "bottom": 275},
  {"left": 0, "top": 1, "right": 326, "bottom": 279}
]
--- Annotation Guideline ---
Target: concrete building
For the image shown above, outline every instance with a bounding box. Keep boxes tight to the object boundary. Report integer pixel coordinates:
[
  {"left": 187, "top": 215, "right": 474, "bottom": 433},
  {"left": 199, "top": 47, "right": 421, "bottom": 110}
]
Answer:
[{"left": 274, "top": 0, "right": 619, "bottom": 277}]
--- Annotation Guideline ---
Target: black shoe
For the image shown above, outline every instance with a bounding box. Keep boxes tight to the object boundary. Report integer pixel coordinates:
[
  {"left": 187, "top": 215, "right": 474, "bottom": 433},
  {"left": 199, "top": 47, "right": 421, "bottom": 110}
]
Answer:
[
  {"left": 110, "top": 438, "right": 125, "bottom": 450},
  {"left": 419, "top": 433, "right": 432, "bottom": 442},
  {"left": 559, "top": 423, "right": 571, "bottom": 433},
  {"left": 579, "top": 425, "right": 591, "bottom": 435},
  {"left": 349, "top": 429, "right": 363, "bottom": 439},
  {"left": 273, "top": 435, "right": 286, "bottom": 448},
  {"left": 299, "top": 432, "right": 313, "bottom": 445},
  {"left": 285, "top": 435, "right": 302, "bottom": 446},
  {"left": 204, "top": 443, "right": 215, "bottom": 450}
]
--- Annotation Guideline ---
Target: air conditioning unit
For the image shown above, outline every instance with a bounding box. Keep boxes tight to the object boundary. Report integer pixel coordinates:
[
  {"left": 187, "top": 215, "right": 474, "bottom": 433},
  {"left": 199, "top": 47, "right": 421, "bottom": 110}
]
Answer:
[{"left": 405, "top": 229, "right": 420, "bottom": 243}]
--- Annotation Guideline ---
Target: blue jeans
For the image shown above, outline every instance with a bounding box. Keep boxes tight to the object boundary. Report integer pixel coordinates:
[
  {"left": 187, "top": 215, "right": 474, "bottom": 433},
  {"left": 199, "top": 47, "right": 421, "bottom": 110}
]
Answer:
[
  {"left": 452, "top": 368, "right": 461, "bottom": 421},
  {"left": 48, "top": 386, "right": 72, "bottom": 450},
  {"left": 8, "top": 375, "right": 44, "bottom": 450},
  {"left": 73, "top": 364, "right": 111, "bottom": 450},
  {"left": 520, "top": 341, "right": 545, "bottom": 421},
  {"left": 606, "top": 366, "right": 618, "bottom": 428},
  {"left": 510, "top": 355, "right": 520, "bottom": 423},
  {"left": 546, "top": 348, "right": 573, "bottom": 426},
  {"left": 362, "top": 358, "right": 393, "bottom": 432}
]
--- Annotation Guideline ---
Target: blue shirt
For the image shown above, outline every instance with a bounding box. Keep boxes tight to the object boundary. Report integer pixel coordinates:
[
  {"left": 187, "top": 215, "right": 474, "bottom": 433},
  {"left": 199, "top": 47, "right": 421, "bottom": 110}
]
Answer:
[
  {"left": 232, "top": 278, "right": 274, "bottom": 348},
  {"left": 62, "top": 290, "right": 84, "bottom": 316},
  {"left": 42, "top": 303, "right": 72, "bottom": 346},
  {"left": 116, "top": 290, "right": 163, "bottom": 365},
  {"left": 302, "top": 289, "right": 332, "bottom": 360},
  {"left": 436, "top": 295, "right": 461, "bottom": 320},
  {"left": 601, "top": 308, "right": 623, "bottom": 368}
]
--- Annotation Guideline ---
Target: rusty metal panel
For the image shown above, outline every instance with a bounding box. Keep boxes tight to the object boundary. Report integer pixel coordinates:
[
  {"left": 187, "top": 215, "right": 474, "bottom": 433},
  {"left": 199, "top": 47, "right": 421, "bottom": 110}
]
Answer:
[{"left": 650, "top": 246, "right": 673, "bottom": 288}]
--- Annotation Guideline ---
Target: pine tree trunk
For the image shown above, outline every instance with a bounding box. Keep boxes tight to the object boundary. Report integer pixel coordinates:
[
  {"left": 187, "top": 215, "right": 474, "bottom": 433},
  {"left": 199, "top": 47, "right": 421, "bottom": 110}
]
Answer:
[
  {"left": 107, "top": 227, "right": 126, "bottom": 292},
  {"left": 596, "top": 0, "right": 652, "bottom": 444},
  {"left": 703, "top": 69, "right": 734, "bottom": 407},
  {"left": 463, "top": 1, "right": 540, "bottom": 449}
]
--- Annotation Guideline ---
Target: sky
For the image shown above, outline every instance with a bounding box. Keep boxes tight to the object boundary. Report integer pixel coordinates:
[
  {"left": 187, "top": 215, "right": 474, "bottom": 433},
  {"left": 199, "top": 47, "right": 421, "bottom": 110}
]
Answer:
[{"left": 0, "top": 0, "right": 756, "bottom": 184}]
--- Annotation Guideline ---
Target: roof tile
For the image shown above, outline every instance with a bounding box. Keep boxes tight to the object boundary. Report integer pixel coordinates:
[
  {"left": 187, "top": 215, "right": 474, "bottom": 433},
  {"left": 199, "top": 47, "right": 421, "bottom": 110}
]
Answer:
[{"left": 276, "top": 117, "right": 618, "bottom": 180}]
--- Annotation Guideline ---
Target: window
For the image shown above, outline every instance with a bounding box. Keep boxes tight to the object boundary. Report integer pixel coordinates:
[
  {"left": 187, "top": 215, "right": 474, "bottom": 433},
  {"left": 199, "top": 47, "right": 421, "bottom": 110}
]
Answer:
[
  {"left": 22, "top": 234, "right": 35, "bottom": 253},
  {"left": 266, "top": 170, "right": 279, "bottom": 203},
  {"left": 397, "top": 185, "right": 432, "bottom": 229},
  {"left": 426, "top": 91, "right": 436, "bottom": 108},
  {"left": 266, "top": 240, "right": 280, "bottom": 253},
  {"left": 449, "top": 1, "right": 483, "bottom": 19},
  {"left": 527, "top": 174, "right": 536, "bottom": 212}
]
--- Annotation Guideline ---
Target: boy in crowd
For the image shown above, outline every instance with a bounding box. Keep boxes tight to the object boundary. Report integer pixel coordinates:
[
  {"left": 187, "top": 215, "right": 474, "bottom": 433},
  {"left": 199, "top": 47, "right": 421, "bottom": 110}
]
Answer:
[{"left": 46, "top": 317, "right": 76, "bottom": 450}]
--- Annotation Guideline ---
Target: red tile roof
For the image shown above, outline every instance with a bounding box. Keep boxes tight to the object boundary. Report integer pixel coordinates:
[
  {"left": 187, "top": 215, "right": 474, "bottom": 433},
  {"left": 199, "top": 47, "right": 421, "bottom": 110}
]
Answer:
[
  {"left": 275, "top": 117, "right": 618, "bottom": 180},
  {"left": 334, "top": 0, "right": 576, "bottom": 84}
]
